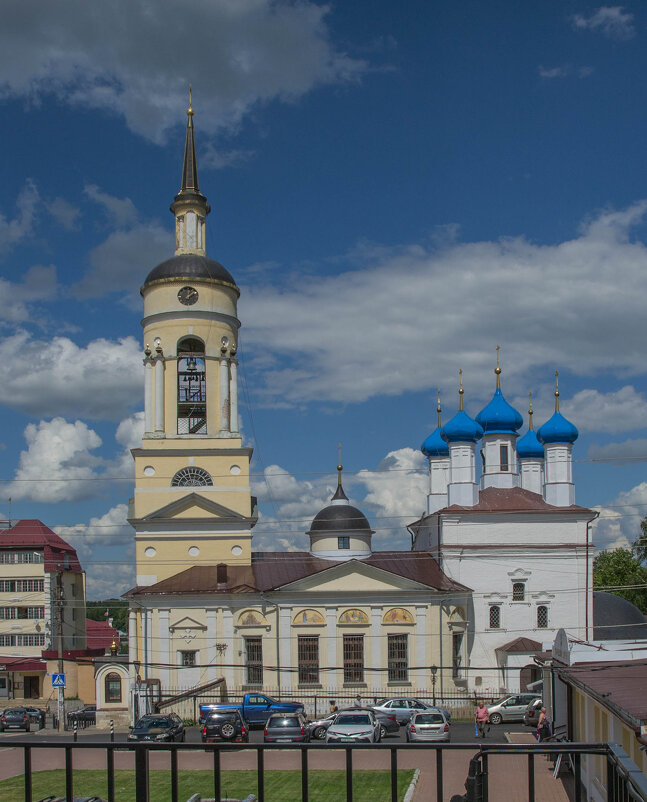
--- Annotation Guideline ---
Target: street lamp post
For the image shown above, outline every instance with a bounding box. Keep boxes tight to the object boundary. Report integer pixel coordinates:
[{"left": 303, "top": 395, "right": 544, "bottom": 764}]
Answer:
[{"left": 430, "top": 665, "right": 438, "bottom": 707}]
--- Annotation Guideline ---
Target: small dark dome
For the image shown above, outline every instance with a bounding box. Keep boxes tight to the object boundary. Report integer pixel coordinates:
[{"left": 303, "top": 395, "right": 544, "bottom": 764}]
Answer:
[
  {"left": 593, "top": 591, "right": 647, "bottom": 640},
  {"left": 308, "top": 504, "right": 373, "bottom": 535},
  {"left": 142, "top": 253, "right": 237, "bottom": 290}
]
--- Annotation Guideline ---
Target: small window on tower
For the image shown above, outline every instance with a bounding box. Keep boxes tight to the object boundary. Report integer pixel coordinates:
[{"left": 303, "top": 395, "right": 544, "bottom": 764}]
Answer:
[
  {"left": 537, "top": 605, "right": 548, "bottom": 628},
  {"left": 500, "top": 445, "right": 509, "bottom": 471},
  {"left": 338, "top": 536, "right": 350, "bottom": 550},
  {"left": 177, "top": 337, "right": 207, "bottom": 434},
  {"left": 489, "top": 605, "right": 501, "bottom": 629},
  {"left": 172, "top": 467, "right": 213, "bottom": 487},
  {"left": 512, "top": 582, "right": 525, "bottom": 601}
]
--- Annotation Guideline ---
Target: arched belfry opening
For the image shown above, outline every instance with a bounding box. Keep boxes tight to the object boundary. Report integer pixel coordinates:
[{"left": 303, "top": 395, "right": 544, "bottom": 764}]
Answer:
[{"left": 177, "top": 337, "right": 206, "bottom": 434}]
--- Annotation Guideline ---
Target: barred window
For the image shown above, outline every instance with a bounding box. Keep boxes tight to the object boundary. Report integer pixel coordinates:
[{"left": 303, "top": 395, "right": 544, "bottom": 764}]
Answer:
[
  {"left": 500, "top": 445, "right": 509, "bottom": 471},
  {"left": 105, "top": 672, "right": 122, "bottom": 703},
  {"left": 0, "top": 551, "right": 43, "bottom": 564},
  {"left": 537, "top": 605, "right": 549, "bottom": 629},
  {"left": 180, "top": 651, "right": 196, "bottom": 666},
  {"left": 489, "top": 605, "right": 501, "bottom": 629},
  {"left": 338, "top": 536, "right": 350, "bottom": 549},
  {"left": 298, "top": 636, "right": 319, "bottom": 684},
  {"left": 343, "top": 634, "right": 364, "bottom": 683},
  {"left": 245, "top": 636, "right": 263, "bottom": 685},
  {"left": 387, "top": 634, "right": 408, "bottom": 682},
  {"left": 0, "top": 635, "right": 14, "bottom": 646},
  {"left": 16, "top": 634, "right": 45, "bottom": 647},
  {"left": 171, "top": 467, "right": 213, "bottom": 487},
  {"left": 512, "top": 582, "right": 525, "bottom": 601}
]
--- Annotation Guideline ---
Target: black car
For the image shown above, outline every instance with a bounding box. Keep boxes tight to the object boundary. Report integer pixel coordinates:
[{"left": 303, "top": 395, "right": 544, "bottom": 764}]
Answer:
[
  {"left": 202, "top": 710, "right": 249, "bottom": 743},
  {"left": 128, "top": 713, "right": 185, "bottom": 742},
  {"left": 0, "top": 708, "right": 30, "bottom": 732},
  {"left": 309, "top": 707, "right": 399, "bottom": 740},
  {"left": 67, "top": 705, "right": 97, "bottom": 726}
]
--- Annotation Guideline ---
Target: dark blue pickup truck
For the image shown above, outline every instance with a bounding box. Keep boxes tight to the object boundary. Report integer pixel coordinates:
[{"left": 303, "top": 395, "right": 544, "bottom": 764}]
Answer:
[{"left": 200, "top": 693, "right": 305, "bottom": 726}]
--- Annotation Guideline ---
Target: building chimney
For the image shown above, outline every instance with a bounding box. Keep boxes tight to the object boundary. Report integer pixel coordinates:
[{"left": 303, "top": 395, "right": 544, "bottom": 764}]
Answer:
[{"left": 216, "top": 563, "right": 228, "bottom": 585}]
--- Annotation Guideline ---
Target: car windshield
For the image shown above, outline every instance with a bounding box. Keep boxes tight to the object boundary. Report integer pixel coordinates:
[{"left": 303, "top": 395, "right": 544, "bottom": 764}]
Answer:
[
  {"left": 336, "top": 714, "right": 371, "bottom": 725},
  {"left": 414, "top": 714, "right": 444, "bottom": 724},
  {"left": 269, "top": 716, "right": 299, "bottom": 727},
  {"left": 135, "top": 717, "right": 171, "bottom": 730}
]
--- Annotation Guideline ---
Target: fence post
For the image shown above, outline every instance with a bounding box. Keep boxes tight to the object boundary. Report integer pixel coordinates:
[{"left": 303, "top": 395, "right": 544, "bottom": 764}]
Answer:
[
  {"left": 73, "top": 720, "right": 78, "bottom": 742},
  {"left": 110, "top": 719, "right": 114, "bottom": 742}
]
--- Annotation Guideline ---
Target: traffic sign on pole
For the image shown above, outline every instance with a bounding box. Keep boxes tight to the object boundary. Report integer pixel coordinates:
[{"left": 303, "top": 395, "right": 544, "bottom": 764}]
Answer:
[{"left": 52, "top": 673, "right": 66, "bottom": 688}]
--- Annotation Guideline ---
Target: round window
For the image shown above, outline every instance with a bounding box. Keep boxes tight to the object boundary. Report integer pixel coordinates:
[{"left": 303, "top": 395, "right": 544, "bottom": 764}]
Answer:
[
  {"left": 231, "top": 545, "right": 243, "bottom": 557},
  {"left": 188, "top": 546, "right": 200, "bottom": 557},
  {"left": 171, "top": 467, "right": 213, "bottom": 487},
  {"left": 144, "top": 547, "right": 156, "bottom": 558},
  {"left": 230, "top": 465, "right": 241, "bottom": 475},
  {"left": 143, "top": 466, "right": 155, "bottom": 477}
]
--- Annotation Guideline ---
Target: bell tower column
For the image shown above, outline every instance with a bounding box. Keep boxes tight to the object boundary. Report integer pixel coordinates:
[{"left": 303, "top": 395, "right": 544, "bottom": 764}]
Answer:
[{"left": 154, "top": 345, "right": 165, "bottom": 434}]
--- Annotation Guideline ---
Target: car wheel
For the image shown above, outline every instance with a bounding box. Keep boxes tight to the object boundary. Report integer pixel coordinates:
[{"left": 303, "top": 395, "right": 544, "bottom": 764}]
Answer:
[
  {"left": 221, "top": 723, "right": 236, "bottom": 740},
  {"left": 489, "top": 713, "right": 503, "bottom": 725},
  {"left": 379, "top": 725, "right": 387, "bottom": 739},
  {"left": 313, "top": 726, "right": 327, "bottom": 740}
]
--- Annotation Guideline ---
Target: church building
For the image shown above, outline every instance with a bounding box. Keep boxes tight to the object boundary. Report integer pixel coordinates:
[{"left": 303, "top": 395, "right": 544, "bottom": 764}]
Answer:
[{"left": 125, "top": 104, "right": 471, "bottom": 707}]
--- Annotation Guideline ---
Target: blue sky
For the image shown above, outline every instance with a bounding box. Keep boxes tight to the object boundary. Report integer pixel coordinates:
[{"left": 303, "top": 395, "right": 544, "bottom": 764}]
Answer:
[{"left": 1, "top": 1, "right": 647, "bottom": 597}]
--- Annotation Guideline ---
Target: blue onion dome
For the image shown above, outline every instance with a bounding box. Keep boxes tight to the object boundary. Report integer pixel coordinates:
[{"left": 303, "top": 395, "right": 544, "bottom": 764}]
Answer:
[
  {"left": 476, "top": 388, "right": 523, "bottom": 434},
  {"left": 537, "top": 412, "right": 578, "bottom": 445},
  {"left": 516, "top": 428, "right": 544, "bottom": 459},
  {"left": 442, "top": 410, "right": 484, "bottom": 443},
  {"left": 421, "top": 427, "right": 449, "bottom": 457}
]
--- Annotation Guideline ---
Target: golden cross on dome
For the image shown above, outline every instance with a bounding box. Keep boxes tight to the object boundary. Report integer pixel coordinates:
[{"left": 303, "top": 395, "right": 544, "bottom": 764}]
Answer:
[
  {"left": 495, "top": 344, "right": 501, "bottom": 389},
  {"left": 458, "top": 369, "right": 464, "bottom": 411},
  {"left": 554, "top": 370, "right": 560, "bottom": 412},
  {"left": 437, "top": 389, "right": 442, "bottom": 428},
  {"left": 337, "top": 443, "right": 343, "bottom": 486},
  {"left": 528, "top": 391, "right": 534, "bottom": 430}
]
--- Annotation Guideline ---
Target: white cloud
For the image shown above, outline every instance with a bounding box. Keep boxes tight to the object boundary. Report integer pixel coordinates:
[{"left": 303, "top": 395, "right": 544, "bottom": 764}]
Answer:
[
  {"left": 572, "top": 6, "right": 635, "bottom": 39},
  {"left": 45, "top": 197, "right": 81, "bottom": 230},
  {"left": 55, "top": 503, "right": 135, "bottom": 598},
  {"left": 587, "top": 438, "right": 647, "bottom": 464},
  {"left": 0, "top": 331, "right": 142, "bottom": 419},
  {"left": 592, "top": 481, "right": 647, "bottom": 552},
  {"left": 84, "top": 184, "right": 138, "bottom": 228},
  {"left": 538, "top": 66, "right": 569, "bottom": 79},
  {"left": 7, "top": 417, "right": 103, "bottom": 502},
  {"left": 0, "top": 264, "right": 58, "bottom": 324},
  {"left": 240, "top": 201, "right": 647, "bottom": 419},
  {"left": 106, "top": 411, "right": 145, "bottom": 478},
  {"left": 0, "top": 180, "right": 39, "bottom": 255},
  {"left": 0, "top": 0, "right": 366, "bottom": 143}
]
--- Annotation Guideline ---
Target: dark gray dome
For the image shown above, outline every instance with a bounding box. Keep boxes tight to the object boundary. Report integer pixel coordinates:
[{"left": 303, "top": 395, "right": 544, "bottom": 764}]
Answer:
[
  {"left": 142, "top": 253, "right": 237, "bottom": 290},
  {"left": 593, "top": 591, "right": 647, "bottom": 640},
  {"left": 308, "top": 504, "right": 374, "bottom": 535}
]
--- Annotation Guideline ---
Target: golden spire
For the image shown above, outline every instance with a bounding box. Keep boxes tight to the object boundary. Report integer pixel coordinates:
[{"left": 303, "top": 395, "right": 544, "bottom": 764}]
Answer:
[
  {"left": 437, "top": 389, "right": 442, "bottom": 428},
  {"left": 337, "top": 443, "right": 343, "bottom": 487},
  {"left": 528, "top": 391, "right": 534, "bottom": 430},
  {"left": 187, "top": 84, "right": 194, "bottom": 118},
  {"left": 554, "top": 370, "right": 560, "bottom": 412},
  {"left": 495, "top": 344, "right": 501, "bottom": 389},
  {"left": 458, "top": 369, "right": 464, "bottom": 412}
]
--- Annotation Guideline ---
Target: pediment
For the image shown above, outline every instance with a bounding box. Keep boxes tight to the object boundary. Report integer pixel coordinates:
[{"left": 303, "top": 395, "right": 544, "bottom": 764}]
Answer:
[
  {"left": 169, "top": 616, "right": 206, "bottom": 631},
  {"left": 279, "top": 559, "right": 431, "bottom": 593},
  {"left": 139, "top": 492, "right": 251, "bottom": 523}
]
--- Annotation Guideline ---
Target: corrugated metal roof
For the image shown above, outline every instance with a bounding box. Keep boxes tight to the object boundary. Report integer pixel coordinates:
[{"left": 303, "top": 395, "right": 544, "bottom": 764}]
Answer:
[
  {"left": 440, "top": 486, "right": 594, "bottom": 515},
  {"left": 0, "top": 519, "right": 83, "bottom": 573},
  {"left": 563, "top": 658, "right": 647, "bottom": 725}
]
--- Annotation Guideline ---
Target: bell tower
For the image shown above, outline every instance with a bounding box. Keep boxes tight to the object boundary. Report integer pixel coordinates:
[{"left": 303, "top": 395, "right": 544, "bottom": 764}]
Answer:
[{"left": 130, "top": 97, "right": 256, "bottom": 587}]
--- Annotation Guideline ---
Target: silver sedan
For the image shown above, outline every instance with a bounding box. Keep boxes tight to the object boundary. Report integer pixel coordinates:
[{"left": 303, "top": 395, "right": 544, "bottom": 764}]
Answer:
[{"left": 326, "top": 711, "right": 381, "bottom": 743}]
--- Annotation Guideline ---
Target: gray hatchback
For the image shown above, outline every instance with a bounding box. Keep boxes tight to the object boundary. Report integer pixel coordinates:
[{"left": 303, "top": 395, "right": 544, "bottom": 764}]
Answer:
[
  {"left": 0, "top": 708, "right": 30, "bottom": 732},
  {"left": 264, "top": 712, "right": 309, "bottom": 743}
]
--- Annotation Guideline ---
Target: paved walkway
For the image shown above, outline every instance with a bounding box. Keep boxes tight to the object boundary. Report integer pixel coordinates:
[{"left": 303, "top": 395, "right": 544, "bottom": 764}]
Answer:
[{"left": 0, "top": 731, "right": 573, "bottom": 801}]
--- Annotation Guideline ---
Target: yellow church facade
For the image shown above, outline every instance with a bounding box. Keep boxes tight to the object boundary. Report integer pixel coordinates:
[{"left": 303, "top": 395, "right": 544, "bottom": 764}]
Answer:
[{"left": 126, "top": 104, "right": 470, "bottom": 708}]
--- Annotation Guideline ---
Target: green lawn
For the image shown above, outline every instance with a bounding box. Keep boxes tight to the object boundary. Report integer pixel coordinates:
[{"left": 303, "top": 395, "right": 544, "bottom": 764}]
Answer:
[{"left": 0, "top": 768, "right": 415, "bottom": 801}]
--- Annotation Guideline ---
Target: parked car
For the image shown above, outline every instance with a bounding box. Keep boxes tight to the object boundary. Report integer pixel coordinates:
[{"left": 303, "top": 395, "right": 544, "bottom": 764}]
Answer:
[
  {"left": 199, "top": 693, "right": 304, "bottom": 727},
  {"left": 202, "top": 709, "right": 249, "bottom": 743},
  {"left": 406, "top": 711, "right": 451, "bottom": 742},
  {"left": 326, "top": 711, "right": 381, "bottom": 743},
  {"left": 372, "top": 698, "right": 452, "bottom": 725},
  {"left": 523, "top": 699, "right": 544, "bottom": 728},
  {"left": 67, "top": 705, "right": 97, "bottom": 726},
  {"left": 22, "top": 706, "right": 46, "bottom": 728},
  {"left": 309, "top": 707, "right": 398, "bottom": 741},
  {"left": 0, "top": 708, "right": 30, "bottom": 732},
  {"left": 264, "top": 712, "right": 309, "bottom": 743},
  {"left": 127, "top": 713, "right": 185, "bottom": 742},
  {"left": 487, "top": 694, "right": 539, "bottom": 724}
]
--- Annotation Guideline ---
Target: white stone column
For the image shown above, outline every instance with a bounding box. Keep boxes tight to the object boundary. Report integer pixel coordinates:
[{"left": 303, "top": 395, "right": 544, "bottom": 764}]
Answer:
[
  {"left": 447, "top": 443, "right": 479, "bottom": 507},
  {"left": 229, "top": 359, "right": 239, "bottom": 434},
  {"left": 219, "top": 357, "right": 230, "bottom": 435},
  {"left": 144, "top": 358, "right": 154, "bottom": 434},
  {"left": 279, "top": 607, "right": 292, "bottom": 694},
  {"left": 159, "top": 609, "right": 171, "bottom": 690},
  {"left": 415, "top": 606, "right": 427, "bottom": 692},
  {"left": 128, "top": 609, "right": 138, "bottom": 683},
  {"left": 544, "top": 444, "right": 575, "bottom": 506},
  {"left": 146, "top": 610, "right": 153, "bottom": 682},
  {"left": 370, "top": 608, "right": 382, "bottom": 693},
  {"left": 154, "top": 356, "right": 165, "bottom": 433},
  {"left": 520, "top": 459, "right": 544, "bottom": 495},
  {"left": 222, "top": 609, "right": 234, "bottom": 689},
  {"left": 326, "top": 608, "right": 337, "bottom": 691},
  {"left": 207, "top": 609, "right": 218, "bottom": 682}
]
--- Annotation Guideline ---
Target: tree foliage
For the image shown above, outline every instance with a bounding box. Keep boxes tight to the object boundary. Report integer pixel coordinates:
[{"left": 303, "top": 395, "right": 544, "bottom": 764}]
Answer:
[
  {"left": 634, "top": 517, "right": 647, "bottom": 565},
  {"left": 85, "top": 599, "right": 128, "bottom": 634},
  {"left": 593, "top": 548, "right": 647, "bottom": 614}
]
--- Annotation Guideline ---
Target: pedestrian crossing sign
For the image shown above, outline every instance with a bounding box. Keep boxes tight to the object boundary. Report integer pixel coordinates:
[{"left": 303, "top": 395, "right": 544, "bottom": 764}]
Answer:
[{"left": 52, "top": 673, "right": 65, "bottom": 687}]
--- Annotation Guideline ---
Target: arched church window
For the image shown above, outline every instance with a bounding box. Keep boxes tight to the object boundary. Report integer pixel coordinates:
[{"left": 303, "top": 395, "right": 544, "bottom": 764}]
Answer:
[
  {"left": 537, "top": 605, "right": 548, "bottom": 628},
  {"left": 105, "top": 671, "right": 122, "bottom": 703},
  {"left": 512, "top": 582, "right": 525, "bottom": 601},
  {"left": 177, "top": 337, "right": 206, "bottom": 434},
  {"left": 172, "top": 467, "right": 213, "bottom": 487},
  {"left": 489, "top": 605, "right": 501, "bottom": 629},
  {"left": 500, "top": 445, "right": 509, "bottom": 471}
]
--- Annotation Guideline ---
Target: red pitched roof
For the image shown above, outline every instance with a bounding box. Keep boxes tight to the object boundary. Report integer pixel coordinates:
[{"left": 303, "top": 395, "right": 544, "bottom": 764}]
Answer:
[
  {"left": 496, "top": 637, "right": 543, "bottom": 653},
  {"left": 564, "top": 659, "right": 647, "bottom": 725},
  {"left": 86, "top": 619, "right": 120, "bottom": 652},
  {"left": 0, "top": 519, "right": 82, "bottom": 573},
  {"left": 439, "top": 487, "right": 594, "bottom": 515}
]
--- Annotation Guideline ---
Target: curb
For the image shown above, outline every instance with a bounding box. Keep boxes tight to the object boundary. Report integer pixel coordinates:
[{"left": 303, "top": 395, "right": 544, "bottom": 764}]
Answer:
[{"left": 403, "top": 767, "right": 420, "bottom": 802}]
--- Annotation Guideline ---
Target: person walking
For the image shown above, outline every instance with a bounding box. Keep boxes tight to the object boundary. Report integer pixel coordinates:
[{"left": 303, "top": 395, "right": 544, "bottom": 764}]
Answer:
[
  {"left": 536, "top": 707, "right": 551, "bottom": 741},
  {"left": 475, "top": 701, "right": 490, "bottom": 738},
  {"left": 329, "top": 700, "right": 338, "bottom": 713}
]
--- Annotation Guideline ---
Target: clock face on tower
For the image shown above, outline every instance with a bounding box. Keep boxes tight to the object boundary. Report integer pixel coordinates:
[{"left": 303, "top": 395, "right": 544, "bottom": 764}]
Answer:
[{"left": 178, "top": 286, "right": 199, "bottom": 306}]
